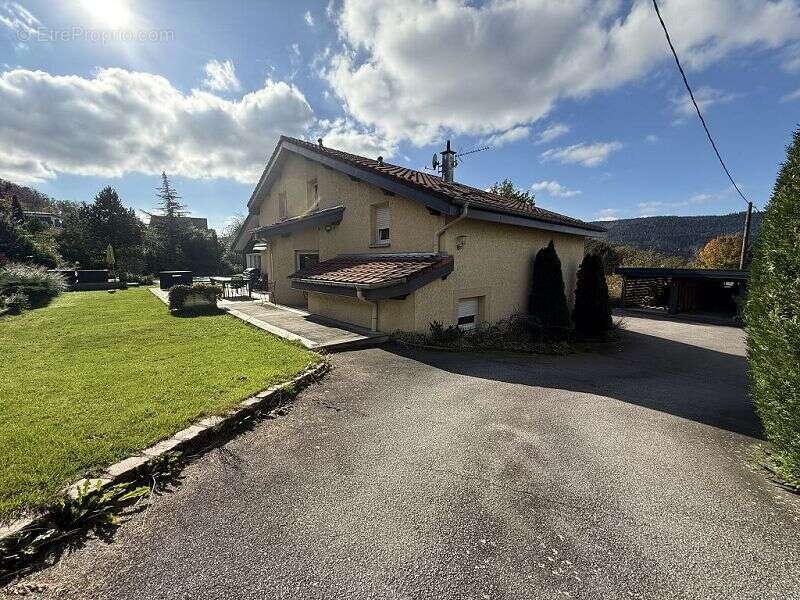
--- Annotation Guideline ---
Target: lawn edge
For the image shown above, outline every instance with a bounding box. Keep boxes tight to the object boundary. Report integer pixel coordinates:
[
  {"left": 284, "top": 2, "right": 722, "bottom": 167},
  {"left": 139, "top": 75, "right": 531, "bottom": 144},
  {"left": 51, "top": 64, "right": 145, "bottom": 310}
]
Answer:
[{"left": 0, "top": 359, "right": 330, "bottom": 548}]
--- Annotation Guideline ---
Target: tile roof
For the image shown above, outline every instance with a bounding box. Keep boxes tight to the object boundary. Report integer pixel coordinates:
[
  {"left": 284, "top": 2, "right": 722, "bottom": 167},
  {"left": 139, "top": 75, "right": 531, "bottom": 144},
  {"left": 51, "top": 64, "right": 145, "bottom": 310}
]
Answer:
[
  {"left": 281, "top": 136, "right": 605, "bottom": 233},
  {"left": 290, "top": 254, "right": 453, "bottom": 287}
]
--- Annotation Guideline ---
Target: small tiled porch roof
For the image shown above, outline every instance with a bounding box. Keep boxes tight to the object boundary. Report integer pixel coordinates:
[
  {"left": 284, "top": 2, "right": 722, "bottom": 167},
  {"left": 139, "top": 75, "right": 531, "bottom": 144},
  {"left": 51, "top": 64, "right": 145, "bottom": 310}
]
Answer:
[
  {"left": 254, "top": 205, "right": 345, "bottom": 240},
  {"left": 290, "top": 253, "right": 454, "bottom": 300}
]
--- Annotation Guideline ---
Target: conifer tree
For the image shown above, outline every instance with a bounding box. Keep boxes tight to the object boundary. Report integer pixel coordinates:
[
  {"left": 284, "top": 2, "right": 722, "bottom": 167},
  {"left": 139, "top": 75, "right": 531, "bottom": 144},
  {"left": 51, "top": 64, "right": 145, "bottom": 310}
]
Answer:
[
  {"left": 572, "top": 252, "right": 612, "bottom": 337},
  {"left": 155, "top": 172, "right": 187, "bottom": 218},
  {"left": 746, "top": 127, "right": 800, "bottom": 480},
  {"left": 528, "top": 240, "right": 572, "bottom": 337}
]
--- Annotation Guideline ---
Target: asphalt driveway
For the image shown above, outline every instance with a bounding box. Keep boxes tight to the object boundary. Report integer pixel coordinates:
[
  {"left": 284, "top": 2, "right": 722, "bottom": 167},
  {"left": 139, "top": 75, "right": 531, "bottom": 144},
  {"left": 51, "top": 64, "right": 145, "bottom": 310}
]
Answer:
[{"left": 11, "top": 316, "right": 800, "bottom": 599}]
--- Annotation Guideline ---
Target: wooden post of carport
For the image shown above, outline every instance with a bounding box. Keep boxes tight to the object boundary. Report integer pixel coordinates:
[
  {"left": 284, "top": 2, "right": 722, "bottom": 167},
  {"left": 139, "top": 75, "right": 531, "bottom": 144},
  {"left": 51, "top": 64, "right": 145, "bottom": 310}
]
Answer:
[
  {"left": 667, "top": 277, "right": 680, "bottom": 315},
  {"left": 620, "top": 274, "right": 628, "bottom": 309}
]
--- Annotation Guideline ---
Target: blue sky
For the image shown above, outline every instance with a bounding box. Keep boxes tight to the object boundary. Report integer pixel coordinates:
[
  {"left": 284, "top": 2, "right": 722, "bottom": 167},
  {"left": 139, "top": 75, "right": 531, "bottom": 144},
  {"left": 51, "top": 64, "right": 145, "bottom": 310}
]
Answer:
[{"left": 1, "top": 0, "right": 799, "bottom": 231}]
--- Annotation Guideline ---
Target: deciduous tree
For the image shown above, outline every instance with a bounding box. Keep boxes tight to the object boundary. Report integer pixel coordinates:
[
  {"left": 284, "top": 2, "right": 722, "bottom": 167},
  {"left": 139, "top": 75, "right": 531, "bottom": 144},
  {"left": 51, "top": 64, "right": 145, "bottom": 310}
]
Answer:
[
  {"left": 694, "top": 234, "right": 742, "bottom": 269},
  {"left": 488, "top": 178, "right": 535, "bottom": 205}
]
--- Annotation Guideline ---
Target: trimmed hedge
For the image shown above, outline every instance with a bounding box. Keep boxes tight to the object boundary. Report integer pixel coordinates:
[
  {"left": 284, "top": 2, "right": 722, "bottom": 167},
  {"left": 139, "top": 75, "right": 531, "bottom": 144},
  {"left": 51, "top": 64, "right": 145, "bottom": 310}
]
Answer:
[
  {"left": 168, "top": 283, "right": 222, "bottom": 311},
  {"left": 745, "top": 127, "right": 800, "bottom": 481}
]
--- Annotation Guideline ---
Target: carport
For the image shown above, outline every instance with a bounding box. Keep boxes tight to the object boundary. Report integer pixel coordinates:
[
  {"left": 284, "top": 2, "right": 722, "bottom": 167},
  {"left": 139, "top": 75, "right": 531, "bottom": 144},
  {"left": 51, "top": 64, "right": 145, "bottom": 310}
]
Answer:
[{"left": 616, "top": 267, "right": 748, "bottom": 317}]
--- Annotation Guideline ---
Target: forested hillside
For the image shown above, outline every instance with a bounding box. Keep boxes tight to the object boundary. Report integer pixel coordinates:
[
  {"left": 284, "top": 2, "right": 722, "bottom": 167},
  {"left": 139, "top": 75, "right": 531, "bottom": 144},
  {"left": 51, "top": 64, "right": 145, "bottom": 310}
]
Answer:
[
  {"left": 0, "top": 178, "right": 56, "bottom": 212},
  {"left": 592, "top": 211, "right": 762, "bottom": 259}
]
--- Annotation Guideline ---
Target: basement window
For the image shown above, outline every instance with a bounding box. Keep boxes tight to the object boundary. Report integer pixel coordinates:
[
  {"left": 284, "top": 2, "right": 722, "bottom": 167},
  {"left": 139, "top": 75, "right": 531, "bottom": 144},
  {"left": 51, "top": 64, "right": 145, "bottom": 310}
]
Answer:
[{"left": 457, "top": 297, "right": 480, "bottom": 330}]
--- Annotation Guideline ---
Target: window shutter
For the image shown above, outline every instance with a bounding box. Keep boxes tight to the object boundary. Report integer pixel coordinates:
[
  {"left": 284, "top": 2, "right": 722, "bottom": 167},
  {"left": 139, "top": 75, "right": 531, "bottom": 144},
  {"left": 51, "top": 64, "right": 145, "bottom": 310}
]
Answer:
[
  {"left": 375, "top": 205, "right": 390, "bottom": 230},
  {"left": 278, "top": 192, "right": 287, "bottom": 219},
  {"left": 457, "top": 298, "right": 479, "bottom": 319}
]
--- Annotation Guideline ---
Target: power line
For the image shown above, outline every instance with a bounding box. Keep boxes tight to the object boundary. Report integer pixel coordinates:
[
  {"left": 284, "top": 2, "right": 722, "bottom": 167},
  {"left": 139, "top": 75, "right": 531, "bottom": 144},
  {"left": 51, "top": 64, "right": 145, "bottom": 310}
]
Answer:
[{"left": 651, "top": 0, "right": 754, "bottom": 211}]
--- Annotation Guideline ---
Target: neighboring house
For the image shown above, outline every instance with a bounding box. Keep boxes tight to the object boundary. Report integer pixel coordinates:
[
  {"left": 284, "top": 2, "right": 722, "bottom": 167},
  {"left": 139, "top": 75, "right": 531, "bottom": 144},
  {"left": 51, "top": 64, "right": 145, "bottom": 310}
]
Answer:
[
  {"left": 149, "top": 215, "right": 209, "bottom": 230},
  {"left": 233, "top": 136, "right": 605, "bottom": 334},
  {"left": 23, "top": 210, "right": 63, "bottom": 228}
]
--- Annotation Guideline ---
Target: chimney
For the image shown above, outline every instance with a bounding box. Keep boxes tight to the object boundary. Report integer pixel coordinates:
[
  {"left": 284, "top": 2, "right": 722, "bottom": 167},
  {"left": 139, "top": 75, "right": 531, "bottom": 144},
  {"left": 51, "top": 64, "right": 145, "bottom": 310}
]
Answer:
[{"left": 440, "top": 140, "right": 456, "bottom": 183}]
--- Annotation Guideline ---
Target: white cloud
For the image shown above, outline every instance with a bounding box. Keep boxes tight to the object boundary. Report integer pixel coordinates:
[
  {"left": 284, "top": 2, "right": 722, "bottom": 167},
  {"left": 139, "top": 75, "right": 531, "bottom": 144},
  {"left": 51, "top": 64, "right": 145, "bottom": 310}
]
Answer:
[
  {"left": 636, "top": 189, "right": 730, "bottom": 215},
  {"left": 483, "top": 126, "right": 529, "bottom": 147},
  {"left": 0, "top": 68, "right": 314, "bottom": 184},
  {"left": 0, "top": 1, "right": 39, "bottom": 37},
  {"left": 304, "top": 10, "right": 315, "bottom": 26},
  {"left": 315, "top": 118, "right": 398, "bottom": 159},
  {"left": 645, "top": 134, "right": 659, "bottom": 143},
  {"left": 781, "top": 87, "right": 800, "bottom": 102},
  {"left": 324, "top": 0, "right": 800, "bottom": 146},
  {"left": 595, "top": 209, "right": 622, "bottom": 222},
  {"left": 530, "top": 180, "right": 581, "bottom": 198},
  {"left": 637, "top": 200, "right": 689, "bottom": 214},
  {"left": 671, "top": 85, "right": 739, "bottom": 120},
  {"left": 202, "top": 59, "right": 241, "bottom": 92},
  {"left": 540, "top": 141, "right": 622, "bottom": 167},
  {"left": 536, "top": 123, "right": 569, "bottom": 145},
  {"left": 782, "top": 42, "right": 800, "bottom": 72}
]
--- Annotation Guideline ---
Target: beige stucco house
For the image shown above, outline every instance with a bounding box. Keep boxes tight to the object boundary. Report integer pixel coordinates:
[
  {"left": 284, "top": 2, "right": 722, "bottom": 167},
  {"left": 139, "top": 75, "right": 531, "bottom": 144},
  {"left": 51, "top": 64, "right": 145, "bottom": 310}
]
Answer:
[{"left": 233, "top": 136, "right": 605, "bottom": 334}]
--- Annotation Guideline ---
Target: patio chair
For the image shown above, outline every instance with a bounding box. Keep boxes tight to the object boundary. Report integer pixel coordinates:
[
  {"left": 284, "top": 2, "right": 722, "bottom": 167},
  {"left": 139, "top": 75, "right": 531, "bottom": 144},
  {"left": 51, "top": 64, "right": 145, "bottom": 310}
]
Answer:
[{"left": 228, "top": 275, "right": 249, "bottom": 299}]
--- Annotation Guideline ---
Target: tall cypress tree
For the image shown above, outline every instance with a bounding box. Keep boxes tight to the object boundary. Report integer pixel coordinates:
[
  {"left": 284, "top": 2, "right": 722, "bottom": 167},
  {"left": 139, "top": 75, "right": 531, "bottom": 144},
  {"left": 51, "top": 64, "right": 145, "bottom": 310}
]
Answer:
[
  {"left": 155, "top": 172, "right": 187, "bottom": 218},
  {"left": 149, "top": 172, "right": 188, "bottom": 270},
  {"left": 745, "top": 127, "right": 800, "bottom": 480},
  {"left": 528, "top": 240, "right": 573, "bottom": 337},
  {"left": 572, "top": 252, "right": 612, "bottom": 337}
]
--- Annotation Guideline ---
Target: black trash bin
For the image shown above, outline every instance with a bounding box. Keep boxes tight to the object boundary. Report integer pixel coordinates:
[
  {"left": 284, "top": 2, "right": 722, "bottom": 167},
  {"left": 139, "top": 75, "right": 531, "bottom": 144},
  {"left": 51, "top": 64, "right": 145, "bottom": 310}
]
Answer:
[{"left": 159, "top": 271, "right": 193, "bottom": 290}]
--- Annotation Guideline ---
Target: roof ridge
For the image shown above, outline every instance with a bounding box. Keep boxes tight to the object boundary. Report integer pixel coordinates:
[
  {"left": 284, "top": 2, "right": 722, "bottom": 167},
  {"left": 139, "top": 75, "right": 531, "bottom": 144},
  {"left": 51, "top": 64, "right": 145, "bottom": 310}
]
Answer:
[{"left": 279, "top": 136, "right": 605, "bottom": 233}]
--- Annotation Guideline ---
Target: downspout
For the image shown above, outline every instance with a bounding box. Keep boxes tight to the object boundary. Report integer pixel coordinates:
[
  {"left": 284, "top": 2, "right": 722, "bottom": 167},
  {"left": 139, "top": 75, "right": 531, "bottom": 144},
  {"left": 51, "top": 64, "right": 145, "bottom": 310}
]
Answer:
[
  {"left": 268, "top": 241, "right": 276, "bottom": 302},
  {"left": 434, "top": 202, "right": 469, "bottom": 254},
  {"left": 356, "top": 288, "right": 378, "bottom": 332}
]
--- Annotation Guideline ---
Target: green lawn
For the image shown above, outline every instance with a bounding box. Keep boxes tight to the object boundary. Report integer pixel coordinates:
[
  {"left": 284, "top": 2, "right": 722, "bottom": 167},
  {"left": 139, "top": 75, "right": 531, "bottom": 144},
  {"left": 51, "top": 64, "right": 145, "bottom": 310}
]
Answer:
[{"left": 0, "top": 288, "right": 320, "bottom": 521}]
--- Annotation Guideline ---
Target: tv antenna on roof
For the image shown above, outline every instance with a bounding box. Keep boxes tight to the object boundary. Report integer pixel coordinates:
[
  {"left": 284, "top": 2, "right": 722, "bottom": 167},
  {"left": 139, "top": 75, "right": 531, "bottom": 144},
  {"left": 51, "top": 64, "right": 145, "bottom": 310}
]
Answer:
[
  {"left": 456, "top": 145, "right": 491, "bottom": 159},
  {"left": 426, "top": 143, "right": 492, "bottom": 182}
]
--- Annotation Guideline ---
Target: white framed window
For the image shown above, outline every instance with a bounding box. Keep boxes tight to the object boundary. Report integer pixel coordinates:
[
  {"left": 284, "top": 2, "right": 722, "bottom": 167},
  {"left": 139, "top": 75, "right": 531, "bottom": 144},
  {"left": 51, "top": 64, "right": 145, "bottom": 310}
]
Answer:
[
  {"left": 278, "top": 191, "right": 288, "bottom": 220},
  {"left": 373, "top": 204, "right": 391, "bottom": 246},
  {"left": 307, "top": 179, "right": 319, "bottom": 211},
  {"left": 296, "top": 251, "right": 319, "bottom": 271},
  {"left": 457, "top": 297, "right": 480, "bottom": 330},
  {"left": 246, "top": 253, "right": 262, "bottom": 270}
]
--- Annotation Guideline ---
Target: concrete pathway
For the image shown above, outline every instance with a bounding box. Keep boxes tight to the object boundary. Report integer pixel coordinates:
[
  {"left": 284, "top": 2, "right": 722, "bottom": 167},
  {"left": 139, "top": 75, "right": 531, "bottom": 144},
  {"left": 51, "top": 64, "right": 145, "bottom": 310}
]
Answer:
[
  {"left": 11, "top": 316, "right": 800, "bottom": 599},
  {"left": 150, "top": 288, "right": 386, "bottom": 351}
]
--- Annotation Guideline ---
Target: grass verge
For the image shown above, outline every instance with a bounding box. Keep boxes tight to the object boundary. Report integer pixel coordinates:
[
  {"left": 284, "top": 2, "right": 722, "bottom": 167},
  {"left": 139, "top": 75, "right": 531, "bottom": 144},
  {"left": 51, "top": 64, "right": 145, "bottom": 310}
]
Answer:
[{"left": 0, "top": 288, "right": 320, "bottom": 521}]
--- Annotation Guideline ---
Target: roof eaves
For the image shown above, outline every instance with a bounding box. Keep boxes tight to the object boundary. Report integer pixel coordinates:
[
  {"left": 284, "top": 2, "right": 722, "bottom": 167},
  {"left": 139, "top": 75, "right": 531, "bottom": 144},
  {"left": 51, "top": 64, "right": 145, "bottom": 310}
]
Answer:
[{"left": 275, "top": 136, "right": 605, "bottom": 236}]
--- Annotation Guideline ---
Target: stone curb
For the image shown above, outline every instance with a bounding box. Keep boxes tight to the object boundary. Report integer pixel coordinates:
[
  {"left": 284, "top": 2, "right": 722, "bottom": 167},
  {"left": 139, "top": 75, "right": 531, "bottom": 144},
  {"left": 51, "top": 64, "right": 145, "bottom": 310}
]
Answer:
[{"left": 0, "top": 360, "right": 330, "bottom": 547}]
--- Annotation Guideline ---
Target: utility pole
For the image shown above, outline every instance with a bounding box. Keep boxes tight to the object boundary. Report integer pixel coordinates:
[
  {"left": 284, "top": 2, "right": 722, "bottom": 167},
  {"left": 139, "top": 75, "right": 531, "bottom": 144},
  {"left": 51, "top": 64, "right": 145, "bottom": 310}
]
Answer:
[{"left": 739, "top": 201, "right": 753, "bottom": 270}]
